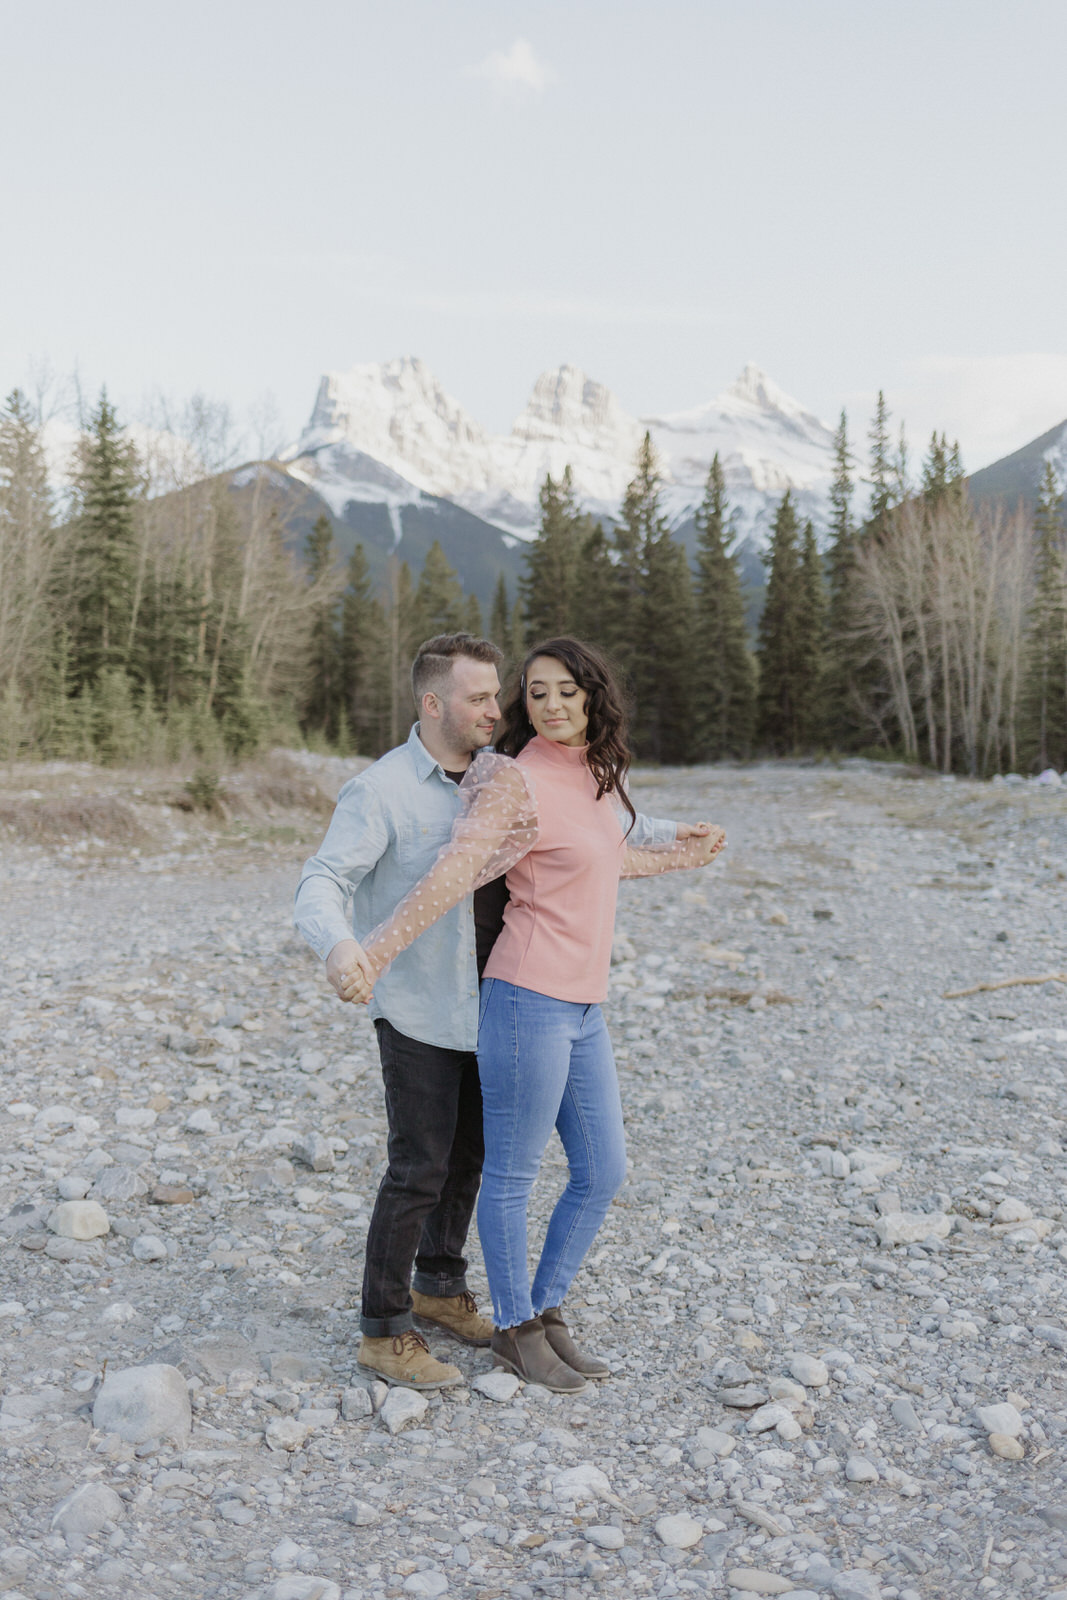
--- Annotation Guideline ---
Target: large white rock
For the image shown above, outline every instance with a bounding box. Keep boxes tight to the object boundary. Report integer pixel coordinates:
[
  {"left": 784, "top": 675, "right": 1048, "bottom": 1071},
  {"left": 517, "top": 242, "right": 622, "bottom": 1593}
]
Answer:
[
  {"left": 48, "top": 1200, "right": 109, "bottom": 1240},
  {"left": 874, "top": 1211, "right": 951, "bottom": 1246},
  {"left": 403, "top": 1574, "right": 448, "bottom": 1598},
  {"left": 553, "top": 1463, "right": 610, "bottom": 1502},
  {"left": 381, "top": 1386, "right": 428, "bottom": 1435},
  {"left": 747, "top": 1402, "right": 796, "bottom": 1434},
  {"left": 655, "top": 1513, "right": 704, "bottom": 1548},
  {"left": 584, "top": 1525, "right": 625, "bottom": 1549},
  {"left": 994, "top": 1197, "right": 1033, "bottom": 1224},
  {"left": 975, "top": 1402, "right": 1024, "bottom": 1438},
  {"left": 830, "top": 1571, "right": 884, "bottom": 1600},
  {"left": 725, "top": 1570, "right": 794, "bottom": 1595},
  {"left": 51, "top": 1482, "right": 124, "bottom": 1549},
  {"left": 131, "top": 1234, "right": 168, "bottom": 1262},
  {"left": 471, "top": 1370, "right": 520, "bottom": 1403},
  {"left": 265, "top": 1417, "right": 311, "bottom": 1452},
  {"left": 264, "top": 1580, "right": 342, "bottom": 1600},
  {"left": 694, "top": 1426, "right": 735, "bottom": 1457},
  {"left": 787, "top": 1353, "right": 829, "bottom": 1388},
  {"left": 92, "top": 1363, "right": 191, "bottom": 1444}
]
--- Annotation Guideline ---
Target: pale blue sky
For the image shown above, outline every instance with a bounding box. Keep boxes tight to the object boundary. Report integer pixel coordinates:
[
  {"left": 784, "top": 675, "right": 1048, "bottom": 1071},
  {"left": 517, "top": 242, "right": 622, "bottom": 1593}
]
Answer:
[{"left": 3, "top": 0, "right": 1065, "bottom": 469}]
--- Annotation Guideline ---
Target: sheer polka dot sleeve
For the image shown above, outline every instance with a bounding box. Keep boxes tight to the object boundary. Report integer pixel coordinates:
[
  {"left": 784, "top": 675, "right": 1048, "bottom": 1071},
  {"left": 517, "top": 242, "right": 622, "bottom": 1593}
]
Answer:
[
  {"left": 620, "top": 825, "right": 726, "bottom": 880},
  {"left": 361, "top": 753, "right": 538, "bottom": 978}
]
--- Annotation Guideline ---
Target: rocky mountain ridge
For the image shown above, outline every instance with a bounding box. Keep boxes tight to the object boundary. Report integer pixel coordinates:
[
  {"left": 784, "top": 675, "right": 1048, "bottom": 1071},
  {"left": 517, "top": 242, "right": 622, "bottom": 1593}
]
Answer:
[{"left": 283, "top": 358, "right": 838, "bottom": 546}]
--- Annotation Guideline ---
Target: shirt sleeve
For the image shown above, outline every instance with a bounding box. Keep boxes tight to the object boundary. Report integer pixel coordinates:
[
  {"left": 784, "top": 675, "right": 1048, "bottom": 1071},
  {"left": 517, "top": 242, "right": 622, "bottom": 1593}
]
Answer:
[
  {"left": 362, "top": 753, "right": 538, "bottom": 977},
  {"left": 620, "top": 825, "right": 726, "bottom": 880},
  {"left": 293, "top": 778, "right": 390, "bottom": 960},
  {"left": 618, "top": 805, "right": 678, "bottom": 848}
]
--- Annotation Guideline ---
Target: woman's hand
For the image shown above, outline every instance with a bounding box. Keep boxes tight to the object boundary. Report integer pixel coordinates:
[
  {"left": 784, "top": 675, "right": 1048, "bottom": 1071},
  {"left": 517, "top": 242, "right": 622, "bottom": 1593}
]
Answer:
[{"left": 325, "top": 939, "right": 375, "bottom": 1005}]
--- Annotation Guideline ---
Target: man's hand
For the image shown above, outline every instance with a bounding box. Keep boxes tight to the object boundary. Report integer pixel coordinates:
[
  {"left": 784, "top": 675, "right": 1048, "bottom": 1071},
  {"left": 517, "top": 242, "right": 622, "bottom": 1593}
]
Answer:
[
  {"left": 325, "top": 939, "right": 375, "bottom": 1005},
  {"left": 676, "top": 821, "right": 711, "bottom": 840}
]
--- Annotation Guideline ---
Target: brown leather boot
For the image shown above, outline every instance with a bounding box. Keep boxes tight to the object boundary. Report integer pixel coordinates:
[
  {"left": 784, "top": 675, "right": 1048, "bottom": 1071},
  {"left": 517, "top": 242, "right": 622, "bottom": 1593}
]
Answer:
[
  {"left": 356, "top": 1329, "right": 462, "bottom": 1389},
  {"left": 490, "top": 1315, "right": 587, "bottom": 1393},
  {"left": 540, "top": 1306, "right": 612, "bottom": 1379},
  {"left": 411, "top": 1289, "right": 493, "bottom": 1347}
]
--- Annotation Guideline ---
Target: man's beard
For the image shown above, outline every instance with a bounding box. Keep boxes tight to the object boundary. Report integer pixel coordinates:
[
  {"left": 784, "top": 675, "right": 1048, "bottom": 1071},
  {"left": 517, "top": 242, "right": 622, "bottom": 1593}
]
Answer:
[{"left": 439, "top": 705, "right": 494, "bottom": 755}]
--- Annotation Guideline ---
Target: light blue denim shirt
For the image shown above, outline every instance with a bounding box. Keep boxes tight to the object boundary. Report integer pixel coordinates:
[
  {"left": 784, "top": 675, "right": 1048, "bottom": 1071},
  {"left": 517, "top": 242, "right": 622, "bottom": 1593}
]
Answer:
[{"left": 293, "top": 724, "right": 676, "bottom": 1051}]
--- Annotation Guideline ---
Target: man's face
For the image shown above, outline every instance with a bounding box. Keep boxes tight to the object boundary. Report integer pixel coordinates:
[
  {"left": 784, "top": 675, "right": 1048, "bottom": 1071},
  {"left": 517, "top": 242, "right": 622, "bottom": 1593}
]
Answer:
[{"left": 434, "top": 657, "right": 501, "bottom": 754}]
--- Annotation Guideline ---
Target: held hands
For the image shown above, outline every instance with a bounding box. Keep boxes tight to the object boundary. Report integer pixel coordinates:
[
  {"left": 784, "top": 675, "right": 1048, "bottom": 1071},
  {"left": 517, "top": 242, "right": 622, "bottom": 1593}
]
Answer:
[
  {"left": 325, "top": 939, "right": 376, "bottom": 1005},
  {"left": 677, "top": 820, "right": 727, "bottom": 864}
]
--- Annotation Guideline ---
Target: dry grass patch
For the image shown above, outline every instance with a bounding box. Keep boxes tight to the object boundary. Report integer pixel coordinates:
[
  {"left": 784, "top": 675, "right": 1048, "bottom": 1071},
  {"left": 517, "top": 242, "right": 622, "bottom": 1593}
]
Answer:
[{"left": 0, "top": 794, "right": 149, "bottom": 845}]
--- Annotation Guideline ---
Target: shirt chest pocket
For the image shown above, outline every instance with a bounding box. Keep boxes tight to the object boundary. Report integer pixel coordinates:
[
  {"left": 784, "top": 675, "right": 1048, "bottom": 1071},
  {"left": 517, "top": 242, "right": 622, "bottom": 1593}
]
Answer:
[{"left": 393, "top": 819, "right": 451, "bottom": 876}]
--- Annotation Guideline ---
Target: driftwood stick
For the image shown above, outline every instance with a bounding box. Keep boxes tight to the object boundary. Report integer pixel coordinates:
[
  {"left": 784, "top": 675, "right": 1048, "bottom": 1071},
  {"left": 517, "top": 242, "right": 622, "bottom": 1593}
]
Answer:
[{"left": 943, "top": 973, "right": 1067, "bottom": 999}]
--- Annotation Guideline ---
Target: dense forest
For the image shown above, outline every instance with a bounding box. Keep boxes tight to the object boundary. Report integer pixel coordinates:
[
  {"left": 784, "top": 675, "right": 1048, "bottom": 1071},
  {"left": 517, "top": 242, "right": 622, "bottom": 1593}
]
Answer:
[{"left": 1, "top": 387, "right": 1064, "bottom": 777}]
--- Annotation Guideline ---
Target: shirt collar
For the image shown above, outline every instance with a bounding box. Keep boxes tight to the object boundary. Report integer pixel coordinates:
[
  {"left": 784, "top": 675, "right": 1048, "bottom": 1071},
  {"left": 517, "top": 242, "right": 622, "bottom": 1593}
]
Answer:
[{"left": 407, "top": 722, "right": 461, "bottom": 785}]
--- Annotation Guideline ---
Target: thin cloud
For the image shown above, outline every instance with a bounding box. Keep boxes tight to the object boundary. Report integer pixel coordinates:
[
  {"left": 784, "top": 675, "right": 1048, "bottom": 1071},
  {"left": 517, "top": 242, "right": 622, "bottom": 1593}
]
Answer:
[
  {"left": 467, "top": 38, "right": 551, "bottom": 96},
  {"left": 856, "top": 353, "right": 1067, "bottom": 473}
]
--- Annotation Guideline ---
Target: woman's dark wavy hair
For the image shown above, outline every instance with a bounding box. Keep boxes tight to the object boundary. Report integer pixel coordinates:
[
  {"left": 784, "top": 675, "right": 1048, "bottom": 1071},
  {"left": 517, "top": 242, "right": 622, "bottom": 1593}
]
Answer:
[{"left": 495, "top": 637, "right": 636, "bottom": 831}]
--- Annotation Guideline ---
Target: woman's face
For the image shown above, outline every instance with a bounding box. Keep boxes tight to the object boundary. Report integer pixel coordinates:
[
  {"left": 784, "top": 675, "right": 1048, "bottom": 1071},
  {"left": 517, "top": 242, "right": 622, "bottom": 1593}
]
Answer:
[{"left": 526, "top": 655, "right": 589, "bottom": 747}]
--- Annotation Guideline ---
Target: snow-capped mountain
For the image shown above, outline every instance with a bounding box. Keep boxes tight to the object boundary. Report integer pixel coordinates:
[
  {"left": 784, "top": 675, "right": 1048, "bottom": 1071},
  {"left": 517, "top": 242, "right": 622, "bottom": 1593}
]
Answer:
[{"left": 283, "top": 356, "right": 838, "bottom": 546}]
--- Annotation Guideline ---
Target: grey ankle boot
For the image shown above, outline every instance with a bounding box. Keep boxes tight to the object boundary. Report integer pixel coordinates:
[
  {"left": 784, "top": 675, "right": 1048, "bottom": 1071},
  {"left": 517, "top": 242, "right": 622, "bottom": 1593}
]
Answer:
[
  {"left": 540, "top": 1306, "right": 612, "bottom": 1378},
  {"left": 490, "top": 1315, "right": 587, "bottom": 1393}
]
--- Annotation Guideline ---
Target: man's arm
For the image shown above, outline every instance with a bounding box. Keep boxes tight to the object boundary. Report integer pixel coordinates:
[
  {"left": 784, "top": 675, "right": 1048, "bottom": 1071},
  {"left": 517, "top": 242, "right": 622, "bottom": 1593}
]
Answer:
[
  {"left": 294, "top": 778, "right": 388, "bottom": 1000},
  {"left": 627, "top": 809, "right": 676, "bottom": 848}
]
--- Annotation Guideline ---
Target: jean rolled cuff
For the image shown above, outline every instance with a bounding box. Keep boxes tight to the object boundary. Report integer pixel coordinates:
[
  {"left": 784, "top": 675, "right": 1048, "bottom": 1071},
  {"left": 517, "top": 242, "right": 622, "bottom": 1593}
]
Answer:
[
  {"left": 360, "top": 1311, "right": 415, "bottom": 1338},
  {"left": 412, "top": 1270, "right": 469, "bottom": 1299}
]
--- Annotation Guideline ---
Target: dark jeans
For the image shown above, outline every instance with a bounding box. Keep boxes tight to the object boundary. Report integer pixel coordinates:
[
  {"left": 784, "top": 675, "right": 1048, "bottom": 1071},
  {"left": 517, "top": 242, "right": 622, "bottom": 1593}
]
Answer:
[{"left": 361, "top": 1018, "right": 484, "bottom": 1337}]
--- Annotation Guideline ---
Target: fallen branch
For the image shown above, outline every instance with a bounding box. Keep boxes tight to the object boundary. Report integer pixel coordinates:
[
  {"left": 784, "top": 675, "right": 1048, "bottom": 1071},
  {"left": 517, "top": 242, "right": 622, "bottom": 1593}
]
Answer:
[{"left": 943, "top": 973, "right": 1067, "bottom": 999}]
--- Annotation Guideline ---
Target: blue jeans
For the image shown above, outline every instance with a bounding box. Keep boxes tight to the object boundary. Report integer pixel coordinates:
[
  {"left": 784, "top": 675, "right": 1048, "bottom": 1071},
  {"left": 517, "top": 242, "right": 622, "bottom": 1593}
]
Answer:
[{"left": 476, "top": 978, "right": 627, "bottom": 1330}]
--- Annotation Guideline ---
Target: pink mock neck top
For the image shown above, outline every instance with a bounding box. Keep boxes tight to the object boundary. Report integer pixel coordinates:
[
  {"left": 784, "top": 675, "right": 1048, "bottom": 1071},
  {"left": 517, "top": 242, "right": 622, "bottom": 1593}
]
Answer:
[
  {"left": 483, "top": 735, "right": 625, "bottom": 1003},
  {"left": 360, "top": 740, "right": 724, "bottom": 1004}
]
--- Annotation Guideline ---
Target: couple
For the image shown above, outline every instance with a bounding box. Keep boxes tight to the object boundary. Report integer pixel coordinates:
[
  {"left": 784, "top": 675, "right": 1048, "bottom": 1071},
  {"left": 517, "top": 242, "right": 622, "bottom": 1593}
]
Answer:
[{"left": 295, "top": 631, "right": 724, "bottom": 1394}]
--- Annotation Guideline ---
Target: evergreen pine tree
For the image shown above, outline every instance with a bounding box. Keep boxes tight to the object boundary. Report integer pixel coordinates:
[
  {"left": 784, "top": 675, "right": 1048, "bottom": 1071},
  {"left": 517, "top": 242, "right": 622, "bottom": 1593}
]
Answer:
[
  {"left": 302, "top": 514, "right": 342, "bottom": 742},
  {"left": 756, "top": 491, "right": 807, "bottom": 752},
  {"left": 388, "top": 560, "right": 420, "bottom": 747},
  {"left": 340, "top": 543, "right": 380, "bottom": 753},
  {"left": 823, "top": 411, "right": 858, "bottom": 744},
  {"left": 607, "top": 433, "right": 662, "bottom": 687},
  {"left": 867, "top": 390, "right": 892, "bottom": 527},
  {"left": 70, "top": 390, "right": 141, "bottom": 692},
  {"left": 507, "top": 599, "right": 526, "bottom": 670},
  {"left": 521, "top": 468, "right": 581, "bottom": 640},
  {"left": 691, "top": 453, "right": 755, "bottom": 759},
  {"left": 797, "top": 519, "right": 828, "bottom": 745},
  {"left": 570, "top": 521, "right": 614, "bottom": 650},
  {"left": 638, "top": 525, "right": 694, "bottom": 761},
  {"left": 921, "top": 431, "right": 951, "bottom": 504},
  {"left": 0, "top": 389, "right": 56, "bottom": 706},
  {"left": 464, "top": 593, "right": 483, "bottom": 637},
  {"left": 489, "top": 574, "right": 511, "bottom": 652},
  {"left": 1022, "top": 461, "right": 1067, "bottom": 772},
  {"left": 414, "top": 541, "right": 464, "bottom": 637}
]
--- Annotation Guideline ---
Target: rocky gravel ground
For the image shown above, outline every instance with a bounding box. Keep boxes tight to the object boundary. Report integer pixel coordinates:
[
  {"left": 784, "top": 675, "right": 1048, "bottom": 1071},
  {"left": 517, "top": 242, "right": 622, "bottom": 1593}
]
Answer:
[{"left": 2, "top": 755, "right": 1067, "bottom": 1600}]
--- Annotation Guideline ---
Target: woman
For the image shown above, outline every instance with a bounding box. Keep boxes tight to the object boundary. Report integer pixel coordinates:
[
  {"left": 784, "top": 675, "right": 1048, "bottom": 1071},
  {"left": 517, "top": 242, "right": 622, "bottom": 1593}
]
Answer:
[{"left": 361, "top": 638, "right": 725, "bottom": 1392}]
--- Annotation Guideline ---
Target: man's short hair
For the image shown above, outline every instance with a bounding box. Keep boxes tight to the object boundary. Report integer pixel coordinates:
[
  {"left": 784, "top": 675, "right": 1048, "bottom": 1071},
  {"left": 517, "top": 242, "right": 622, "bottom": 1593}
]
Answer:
[{"left": 411, "top": 632, "right": 503, "bottom": 707}]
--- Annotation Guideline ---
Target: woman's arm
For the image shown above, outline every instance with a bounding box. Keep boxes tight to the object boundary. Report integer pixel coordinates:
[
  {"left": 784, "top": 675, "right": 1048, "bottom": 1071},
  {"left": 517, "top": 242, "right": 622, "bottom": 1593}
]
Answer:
[
  {"left": 620, "top": 824, "right": 726, "bottom": 879},
  {"left": 361, "top": 755, "right": 537, "bottom": 979}
]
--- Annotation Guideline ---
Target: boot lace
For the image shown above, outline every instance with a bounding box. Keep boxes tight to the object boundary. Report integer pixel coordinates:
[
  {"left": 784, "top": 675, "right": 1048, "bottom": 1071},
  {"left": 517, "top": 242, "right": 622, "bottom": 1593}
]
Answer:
[
  {"left": 457, "top": 1291, "right": 480, "bottom": 1315},
  {"left": 390, "top": 1329, "right": 430, "bottom": 1358}
]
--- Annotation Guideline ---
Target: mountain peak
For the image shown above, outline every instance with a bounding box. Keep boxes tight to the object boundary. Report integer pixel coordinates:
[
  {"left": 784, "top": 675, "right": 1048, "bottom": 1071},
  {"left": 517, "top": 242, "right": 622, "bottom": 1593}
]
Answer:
[
  {"left": 726, "top": 363, "right": 802, "bottom": 415},
  {"left": 514, "top": 364, "right": 635, "bottom": 443}
]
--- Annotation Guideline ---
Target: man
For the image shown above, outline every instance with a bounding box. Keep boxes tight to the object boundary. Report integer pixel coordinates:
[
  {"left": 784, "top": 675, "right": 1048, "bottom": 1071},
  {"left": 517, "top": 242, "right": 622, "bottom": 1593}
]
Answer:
[
  {"left": 294, "top": 630, "right": 688, "bottom": 1388},
  {"left": 294, "top": 633, "right": 504, "bottom": 1388}
]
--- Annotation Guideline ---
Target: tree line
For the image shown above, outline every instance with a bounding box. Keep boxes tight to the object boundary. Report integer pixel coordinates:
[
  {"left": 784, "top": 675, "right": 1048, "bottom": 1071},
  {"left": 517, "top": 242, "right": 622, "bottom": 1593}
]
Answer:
[{"left": 1, "top": 385, "right": 1064, "bottom": 776}]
